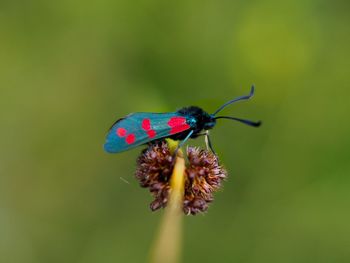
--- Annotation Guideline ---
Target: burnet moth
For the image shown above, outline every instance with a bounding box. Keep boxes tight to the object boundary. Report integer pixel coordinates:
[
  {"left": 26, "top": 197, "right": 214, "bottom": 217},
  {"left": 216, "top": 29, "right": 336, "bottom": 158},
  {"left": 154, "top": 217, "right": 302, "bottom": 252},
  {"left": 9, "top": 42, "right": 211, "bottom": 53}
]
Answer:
[{"left": 104, "top": 85, "right": 261, "bottom": 154}]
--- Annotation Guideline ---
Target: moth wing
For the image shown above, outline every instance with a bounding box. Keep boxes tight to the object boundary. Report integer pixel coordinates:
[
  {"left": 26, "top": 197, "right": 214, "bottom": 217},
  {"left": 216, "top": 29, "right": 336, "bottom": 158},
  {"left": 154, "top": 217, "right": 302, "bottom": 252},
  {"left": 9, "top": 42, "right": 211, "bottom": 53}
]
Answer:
[{"left": 104, "top": 112, "right": 190, "bottom": 153}]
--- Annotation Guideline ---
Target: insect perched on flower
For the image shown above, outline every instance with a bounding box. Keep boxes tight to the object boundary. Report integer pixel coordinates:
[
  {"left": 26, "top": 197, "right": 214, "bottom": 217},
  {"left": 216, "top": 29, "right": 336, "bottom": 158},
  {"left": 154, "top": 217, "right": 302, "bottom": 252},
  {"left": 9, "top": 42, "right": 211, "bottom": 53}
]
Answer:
[{"left": 104, "top": 85, "right": 261, "bottom": 154}]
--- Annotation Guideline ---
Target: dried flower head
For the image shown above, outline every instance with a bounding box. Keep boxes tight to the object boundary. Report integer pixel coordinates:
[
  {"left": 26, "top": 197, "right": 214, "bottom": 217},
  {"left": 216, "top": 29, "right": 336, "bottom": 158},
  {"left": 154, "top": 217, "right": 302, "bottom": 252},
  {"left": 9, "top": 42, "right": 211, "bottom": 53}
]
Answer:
[{"left": 135, "top": 141, "right": 227, "bottom": 215}]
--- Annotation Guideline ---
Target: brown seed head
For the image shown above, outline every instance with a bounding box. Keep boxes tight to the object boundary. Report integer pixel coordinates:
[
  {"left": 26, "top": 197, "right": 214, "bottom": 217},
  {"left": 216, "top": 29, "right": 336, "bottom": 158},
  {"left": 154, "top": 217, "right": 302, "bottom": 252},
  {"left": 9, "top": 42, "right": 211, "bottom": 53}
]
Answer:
[{"left": 135, "top": 141, "right": 227, "bottom": 215}]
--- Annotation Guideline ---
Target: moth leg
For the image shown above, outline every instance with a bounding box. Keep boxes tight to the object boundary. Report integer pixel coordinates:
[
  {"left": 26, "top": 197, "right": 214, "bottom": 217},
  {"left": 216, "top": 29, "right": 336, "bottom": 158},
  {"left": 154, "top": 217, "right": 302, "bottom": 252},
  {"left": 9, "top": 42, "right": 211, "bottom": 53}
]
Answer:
[
  {"left": 173, "top": 130, "right": 194, "bottom": 160},
  {"left": 204, "top": 130, "right": 210, "bottom": 150},
  {"left": 205, "top": 130, "right": 217, "bottom": 156}
]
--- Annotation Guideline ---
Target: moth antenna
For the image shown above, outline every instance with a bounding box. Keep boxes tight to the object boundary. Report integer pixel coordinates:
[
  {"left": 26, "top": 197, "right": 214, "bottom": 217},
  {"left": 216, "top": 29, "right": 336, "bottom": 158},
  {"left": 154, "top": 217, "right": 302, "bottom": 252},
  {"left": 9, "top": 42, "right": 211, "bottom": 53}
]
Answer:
[
  {"left": 214, "top": 116, "right": 261, "bottom": 127},
  {"left": 212, "top": 85, "right": 255, "bottom": 116}
]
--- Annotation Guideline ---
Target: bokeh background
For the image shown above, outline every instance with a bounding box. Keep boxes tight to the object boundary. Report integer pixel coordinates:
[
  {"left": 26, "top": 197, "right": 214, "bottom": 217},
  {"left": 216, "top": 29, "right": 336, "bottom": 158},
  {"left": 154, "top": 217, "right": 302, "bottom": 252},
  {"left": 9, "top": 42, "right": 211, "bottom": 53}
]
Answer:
[{"left": 1, "top": 0, "right": 349, "bottom": 262}]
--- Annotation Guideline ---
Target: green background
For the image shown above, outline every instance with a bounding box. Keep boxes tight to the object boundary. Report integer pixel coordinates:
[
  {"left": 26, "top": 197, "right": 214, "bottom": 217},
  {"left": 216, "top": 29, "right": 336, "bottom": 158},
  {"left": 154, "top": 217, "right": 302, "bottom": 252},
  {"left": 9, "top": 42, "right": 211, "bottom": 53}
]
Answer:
[{"left": 1, "top": 0, "right": 349, "bottom": 262}]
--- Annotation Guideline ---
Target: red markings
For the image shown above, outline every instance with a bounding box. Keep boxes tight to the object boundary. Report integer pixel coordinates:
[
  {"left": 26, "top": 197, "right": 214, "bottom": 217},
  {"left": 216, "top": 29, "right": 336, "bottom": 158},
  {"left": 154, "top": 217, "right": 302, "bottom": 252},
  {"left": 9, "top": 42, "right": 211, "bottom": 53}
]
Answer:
[
  {"left": 116, "top": 128, "right": 127, "bottom": 137},
  {"left": 126, "top": 134, "right": 135, "bottom": 144},
  {"left": 169, "top": 125, "right": 190, "bottom": 134},
  {"left": 116, "top": 127, "right": 136, "bottom": 144},
  {"left": 147, "top": 130, "right": 156, "bottom": 138},
  {"left": 168, "top": 117, "right": 190, "bottom": 134},
  {"left": 141, "top": 118, "right": 157, "bottom": 139},
  {"left": 168, "top": 116, "right": 187, "bottom": 127},
  {"left": 117, "top": 117, "right": 159, "bottom": 145},
  {"left": 142, "top": 119, "right": 151, "bottom": 131}
]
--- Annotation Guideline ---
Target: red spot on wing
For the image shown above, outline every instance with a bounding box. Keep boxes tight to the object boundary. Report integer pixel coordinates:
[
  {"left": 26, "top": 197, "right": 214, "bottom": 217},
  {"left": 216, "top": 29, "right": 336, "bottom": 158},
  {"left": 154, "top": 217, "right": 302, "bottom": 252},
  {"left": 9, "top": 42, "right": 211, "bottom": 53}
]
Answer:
[
  {"left": 168, "top": 117, "right": 191, "bottom": 135},
  {"left": 169, "top": 124, "right": 190, "bottom": 134},
  {"left": 147, "top": 130, "right": 156, "bottom": 138},
  {"left": 142, "top": 118, "right": 156, "bottom": 138},
  {"left": 125, "top": 134, "right": 135, "bottom": 144},
  {"left": 116, "top": 128, "right": 127, "bottom": 137},
  {"left": 141, "top": 118, "right": 151, "bottom": 131},
  {"left": 167, "top": 116, "right": 187, "bottom": 127}
]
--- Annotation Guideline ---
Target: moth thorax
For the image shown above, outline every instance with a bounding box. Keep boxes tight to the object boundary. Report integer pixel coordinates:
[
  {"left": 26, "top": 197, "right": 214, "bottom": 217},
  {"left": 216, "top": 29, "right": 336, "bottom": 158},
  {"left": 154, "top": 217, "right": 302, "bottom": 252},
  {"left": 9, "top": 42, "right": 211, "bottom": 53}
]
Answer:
[{"left": 187, "top": 116, "right": 197, "bottom": 127}]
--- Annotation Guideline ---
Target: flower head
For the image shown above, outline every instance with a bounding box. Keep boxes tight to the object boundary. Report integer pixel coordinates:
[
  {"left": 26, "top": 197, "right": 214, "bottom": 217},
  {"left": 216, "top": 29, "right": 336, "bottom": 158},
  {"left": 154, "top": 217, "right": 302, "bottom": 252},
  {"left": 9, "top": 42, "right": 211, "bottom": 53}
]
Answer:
[{"left": 135, "top": 141, "right": 227, "bottom": 215}]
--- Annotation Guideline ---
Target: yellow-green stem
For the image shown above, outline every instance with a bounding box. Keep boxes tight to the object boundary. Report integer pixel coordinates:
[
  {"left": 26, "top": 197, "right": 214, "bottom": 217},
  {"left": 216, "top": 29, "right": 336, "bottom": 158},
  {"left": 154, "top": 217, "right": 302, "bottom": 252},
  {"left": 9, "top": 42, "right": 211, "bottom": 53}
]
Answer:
[{"left": 150, "top": 140, "right": 185, "bottom": 263}]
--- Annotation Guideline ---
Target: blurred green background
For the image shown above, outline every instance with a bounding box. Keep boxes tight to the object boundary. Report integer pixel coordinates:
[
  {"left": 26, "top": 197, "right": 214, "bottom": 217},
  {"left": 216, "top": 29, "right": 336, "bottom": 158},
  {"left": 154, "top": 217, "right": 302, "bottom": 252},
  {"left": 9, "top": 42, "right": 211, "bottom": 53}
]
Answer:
[{"left": 1, "top": 0, "right": 349, "bottom": 262}]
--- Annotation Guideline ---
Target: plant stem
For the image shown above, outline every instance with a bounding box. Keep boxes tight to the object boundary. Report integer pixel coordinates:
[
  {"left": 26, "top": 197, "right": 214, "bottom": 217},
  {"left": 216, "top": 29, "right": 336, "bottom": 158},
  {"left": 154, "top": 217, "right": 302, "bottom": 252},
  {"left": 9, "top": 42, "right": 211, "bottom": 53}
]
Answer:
[{"left": 150, "top": 148, "right": 185, "bottom": 263}]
